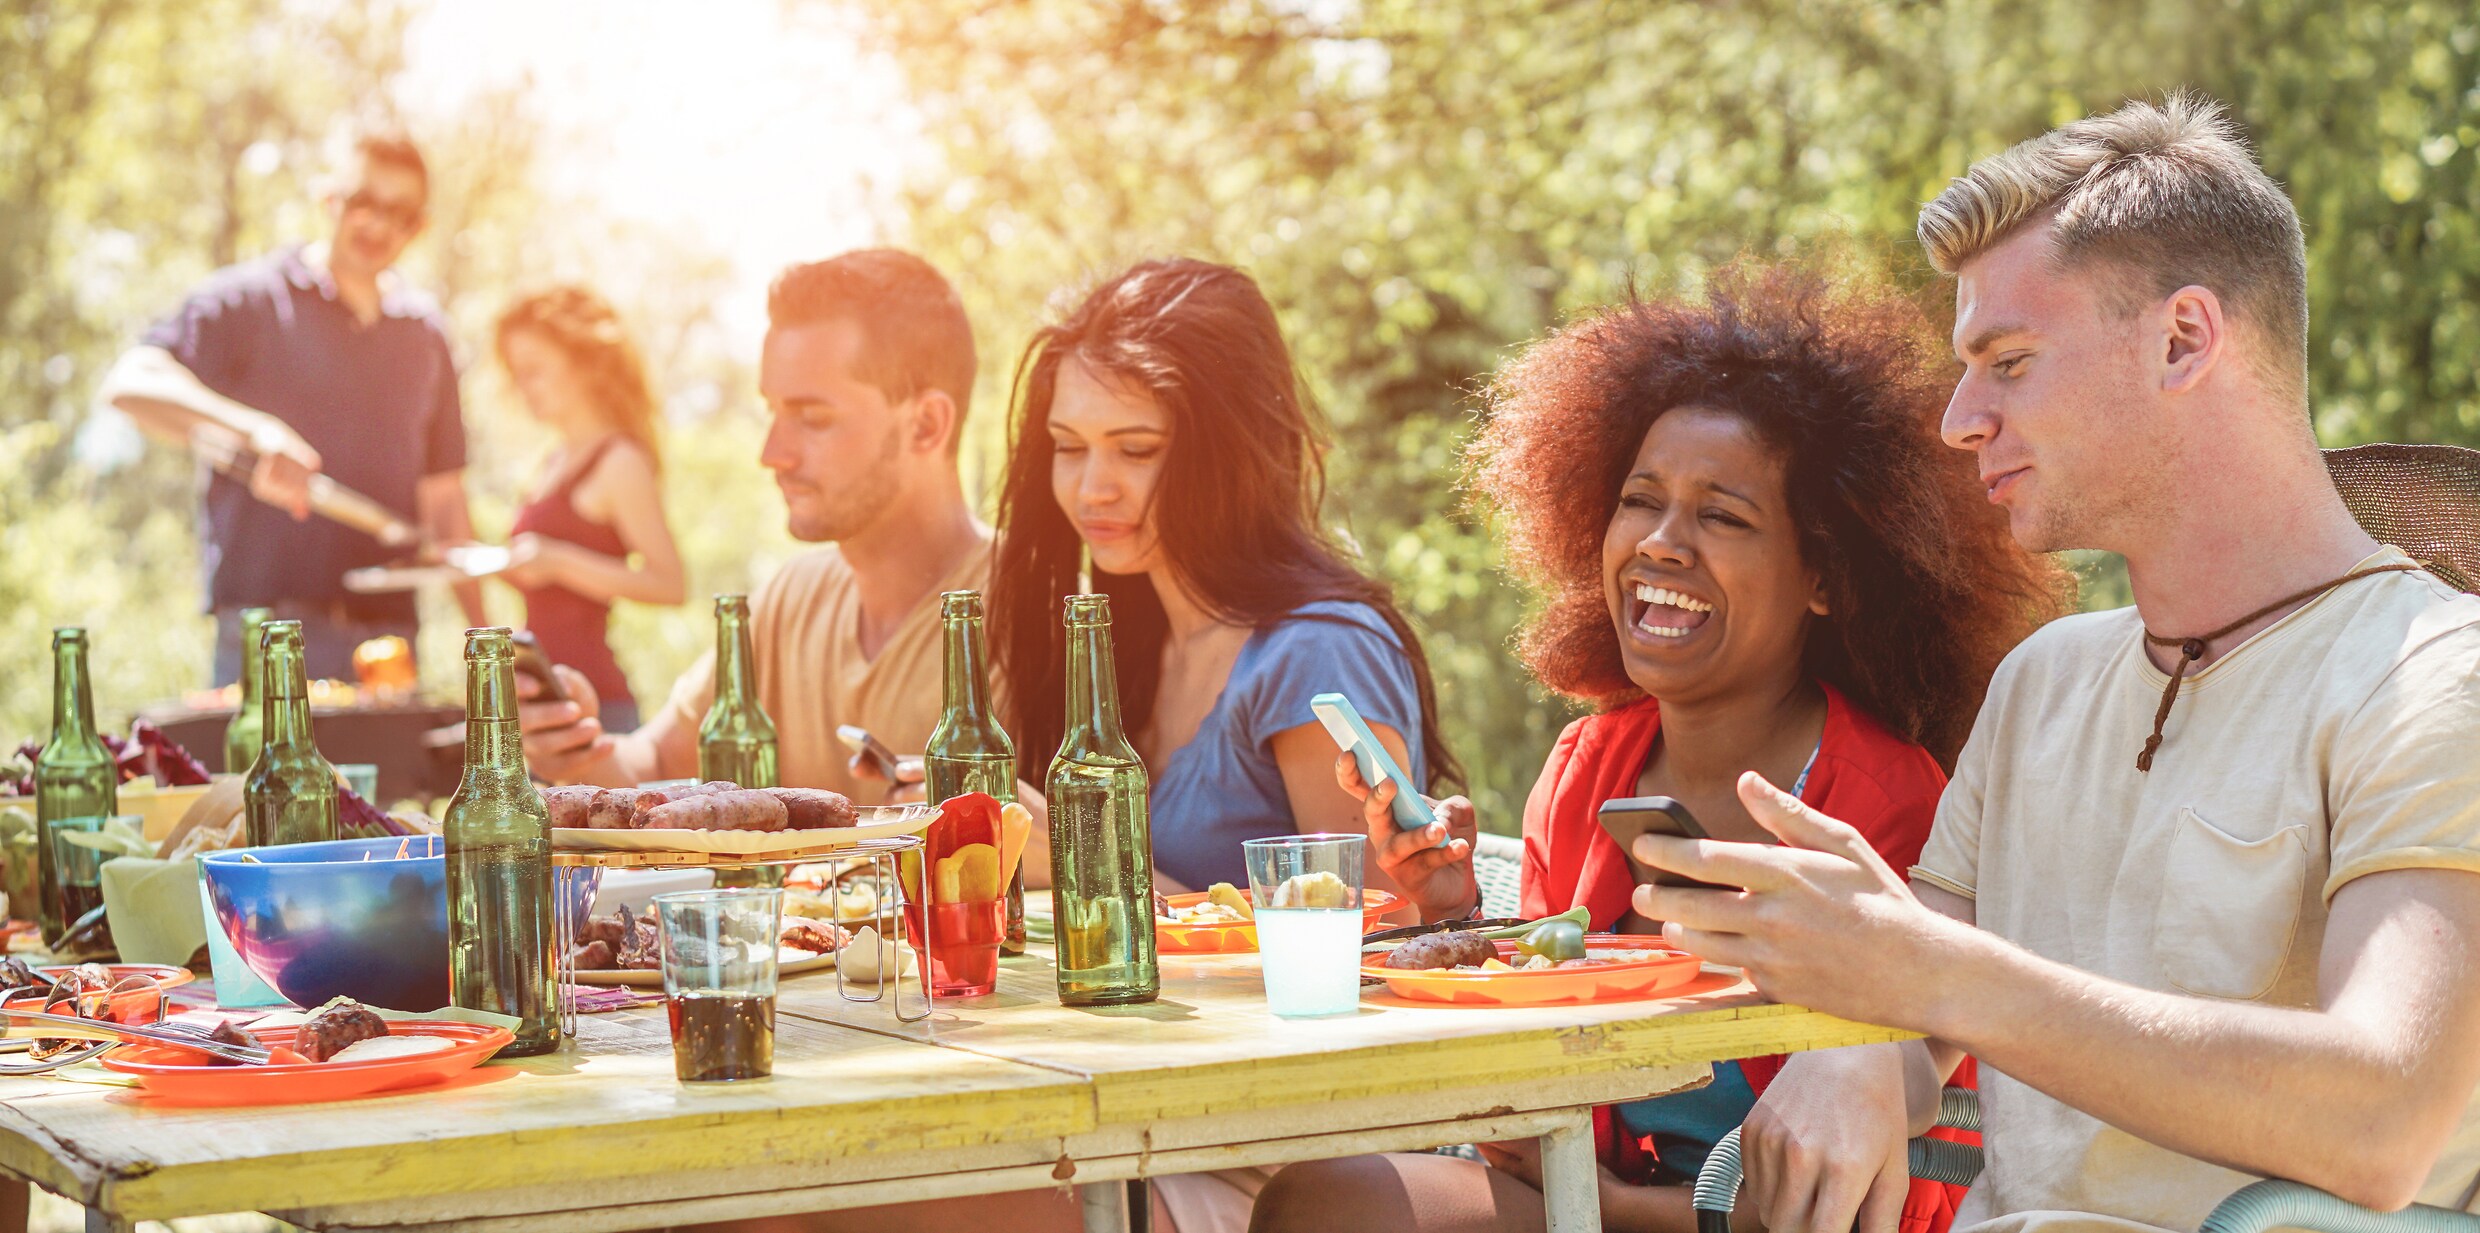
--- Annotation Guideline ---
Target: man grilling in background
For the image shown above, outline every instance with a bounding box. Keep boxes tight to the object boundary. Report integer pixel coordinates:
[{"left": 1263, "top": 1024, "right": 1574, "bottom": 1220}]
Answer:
[{"left": 99, "top": 127, "right": 485, "bottom": 682}]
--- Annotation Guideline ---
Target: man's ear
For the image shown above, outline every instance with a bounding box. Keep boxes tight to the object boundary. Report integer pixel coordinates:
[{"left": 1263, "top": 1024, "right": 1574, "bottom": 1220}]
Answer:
[
  {"left": 2160, "top": 284, "right": 2225, "bottom": 395},
  {"left": 908, "top": 389, "right": 960, "bottom": 455}
]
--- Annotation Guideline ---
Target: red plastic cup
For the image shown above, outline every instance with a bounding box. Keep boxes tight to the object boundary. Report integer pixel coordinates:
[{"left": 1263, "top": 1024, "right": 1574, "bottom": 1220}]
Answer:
[{"left": 918, "top": 899, "right": 1004, "bottom": 997}]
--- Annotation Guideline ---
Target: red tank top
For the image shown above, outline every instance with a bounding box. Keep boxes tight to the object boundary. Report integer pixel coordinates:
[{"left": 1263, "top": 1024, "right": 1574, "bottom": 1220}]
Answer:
[{"left": 510, "top": 438, "right": 633, "bottom": 707}]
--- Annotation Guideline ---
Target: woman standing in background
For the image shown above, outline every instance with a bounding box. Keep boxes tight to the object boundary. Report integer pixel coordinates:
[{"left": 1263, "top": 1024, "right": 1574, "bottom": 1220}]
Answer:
[{"left": 493, "top": 286, "right": 685, "bottom": 731}]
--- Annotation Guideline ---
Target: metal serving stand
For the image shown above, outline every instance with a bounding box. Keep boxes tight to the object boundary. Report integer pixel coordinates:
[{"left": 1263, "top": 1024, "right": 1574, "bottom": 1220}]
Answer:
[{"left": 550, "top": 811, "right": 936, "bottom": 1041}]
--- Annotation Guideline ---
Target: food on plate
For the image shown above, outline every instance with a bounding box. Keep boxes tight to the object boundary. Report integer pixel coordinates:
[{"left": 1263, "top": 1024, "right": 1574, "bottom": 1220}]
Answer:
[
  {"left": 779, "top": 919, "right": 849, "bottom": 954},
  {"left": 836, "top": 925, "right": 910, "bottom": 985},
  {"left": 765, "top": 787, "right": 857, "bottom": 829},
  {"left": 1155, "top": 882, "right": 1254, "bottom": 924},
  {"left": 1383, "top": 930, "right": 1497, "bottom": 971},
  {"left": 328, "top": 1034, "right": 456, "bottom": 1063},
  {"left": 541, "top": 785, "right": 596, "bottom": 828},
  {"left": 1515, "top": 917, "right": 1587, "bottom": 963},
  {"left": 1271, "top": 870, "right": 1350, "bottom": 909},
  {"left": 293, "top": 1000, "right": 390, "bottom": 1062},
  {"left": 160, "top": 1020, "right": 261, "bottom": 1066},
  {"left": 643, "top": 788, "right": 787, "bottom": 832},
  {"left": 571, "top": 905, "right": 661, "bottom": 970},
  {"left": 0, "top": 958, "right": 45, "bottom": 992},
  {"left": 545, "top": 782, "right": 857, "bottom": 834},
  {"left": 787, "top": 881, "right": 879, "bottom": 922}
]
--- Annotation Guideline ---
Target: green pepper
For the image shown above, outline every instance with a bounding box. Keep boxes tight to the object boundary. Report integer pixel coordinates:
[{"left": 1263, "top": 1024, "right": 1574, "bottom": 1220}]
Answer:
[{"left": 1515, "top": 917, "right": 1587, "bottom": 962}]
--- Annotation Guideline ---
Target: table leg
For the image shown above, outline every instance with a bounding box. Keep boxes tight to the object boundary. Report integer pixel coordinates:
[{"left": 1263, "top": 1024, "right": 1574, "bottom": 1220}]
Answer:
[
  {"left": 0, "top": 1178, "right": 22, "bottom": 1233},
  {"left": 1077, "top": 1180, "right": 1127, "bottom": 1233},
  {"left": 81, "top": 1204, "right": 131, "bottom": 1233},
  {"left": 1538, "top": 1109, "right": 1603, "bottom": 1233}
]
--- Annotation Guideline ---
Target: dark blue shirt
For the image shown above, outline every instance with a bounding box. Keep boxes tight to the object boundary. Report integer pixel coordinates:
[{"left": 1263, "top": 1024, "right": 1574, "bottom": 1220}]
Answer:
[
  {"left": 143, "top": 246, "right": 466, "bottom": 617},
  {"left": 1147, "top": 601, "right": 1429, "bottom": 889}
]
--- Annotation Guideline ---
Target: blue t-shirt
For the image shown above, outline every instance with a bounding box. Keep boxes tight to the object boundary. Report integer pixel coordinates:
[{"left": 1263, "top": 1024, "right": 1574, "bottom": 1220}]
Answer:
[
  {"left": 142, "top": 246, "right": 467, "bottom": 618},
  {"left": 1148, "top": 601, "right": 1429, "bottom": 890}
]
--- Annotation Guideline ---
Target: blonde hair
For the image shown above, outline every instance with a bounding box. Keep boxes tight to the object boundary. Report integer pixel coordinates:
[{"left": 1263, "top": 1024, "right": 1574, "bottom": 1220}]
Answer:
[
  {"left": 1917, "top": 93, "right": 2308, "bottom": 397},
  {"left": 494, "top": 286, "right": 662, "bottom": 472}
]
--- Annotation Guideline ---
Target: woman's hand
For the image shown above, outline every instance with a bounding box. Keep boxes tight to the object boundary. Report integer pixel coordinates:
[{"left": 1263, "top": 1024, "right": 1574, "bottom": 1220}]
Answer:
[
  {"left": 1336, "top": 751, "right": 1479, "bottom": 922},
  {"left": 499, "top": 532, "right": 563, "bottom": 588},
  {"left": 847, "top": 752, "right": 927, "bottom": 804}
]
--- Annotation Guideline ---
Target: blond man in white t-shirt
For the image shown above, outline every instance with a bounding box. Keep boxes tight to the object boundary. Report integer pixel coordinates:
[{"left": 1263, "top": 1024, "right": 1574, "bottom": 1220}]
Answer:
[{"left": 1631, "top": 94, "right": 2480, "bottom": 1233}]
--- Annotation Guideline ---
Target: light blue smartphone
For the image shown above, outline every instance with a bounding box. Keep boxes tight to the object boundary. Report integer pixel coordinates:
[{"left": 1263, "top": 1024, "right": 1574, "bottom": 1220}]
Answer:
[{"left": 1310, "top": 691, "right": 1441, "bottom": 843}]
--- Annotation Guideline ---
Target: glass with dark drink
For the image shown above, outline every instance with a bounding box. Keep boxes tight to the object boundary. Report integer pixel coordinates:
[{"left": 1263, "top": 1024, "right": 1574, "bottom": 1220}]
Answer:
[{"left": 654, "top": 887, "right": 784, "bottom": 1083}]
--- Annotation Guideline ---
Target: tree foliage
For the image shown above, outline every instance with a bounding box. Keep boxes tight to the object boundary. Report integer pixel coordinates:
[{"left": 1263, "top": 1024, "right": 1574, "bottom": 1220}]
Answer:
[{"left": 852, "top": 0, "right": 2480, "bottom": 824}]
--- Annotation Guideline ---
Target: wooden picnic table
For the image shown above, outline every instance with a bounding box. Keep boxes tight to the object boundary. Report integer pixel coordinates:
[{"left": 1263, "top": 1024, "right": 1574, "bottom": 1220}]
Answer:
[{"left": 0, "top": 944, "right": 1910, "bottom": 1233}]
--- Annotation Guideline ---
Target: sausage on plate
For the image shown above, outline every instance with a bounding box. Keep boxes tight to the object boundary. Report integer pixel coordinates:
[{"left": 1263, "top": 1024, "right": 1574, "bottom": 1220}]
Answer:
[
  {"left": 640, "top": 789, "right": 788, "bottom": 832},
  {"left": 542, "top": 785, "right": 598, "bottom": 829},
  {"left": 764, "top": 787, "right": 856, "bottom": 829}
]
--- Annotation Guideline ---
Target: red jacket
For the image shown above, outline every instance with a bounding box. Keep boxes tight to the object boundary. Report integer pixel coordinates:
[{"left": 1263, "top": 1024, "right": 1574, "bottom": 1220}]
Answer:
[{"left": 1517, "top": 683, "right": 1976, "bottom": 1233}]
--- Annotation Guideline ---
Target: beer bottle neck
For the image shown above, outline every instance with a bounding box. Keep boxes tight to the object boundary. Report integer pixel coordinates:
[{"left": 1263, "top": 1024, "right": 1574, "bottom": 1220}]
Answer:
[
  {"left": 262, "top": 640, "right": 318, "bottom": 753},
  {"left": 235, "top": 624, "right": 266, "bottom": 709},
  {"left": 462, "top": 655, "right": 527, "bottom": 774},
  {"left": 1061, "top": 621, "right": 1130, "bottom": 752},
  {"left": 941, "top": 614, "right": 995, "bottom": 720},
  {"left": 715, "top": 612, "right": 758, "bottom": 712},
  {"left": 49, "top": 639, "right": 99, "bottom": 746}
]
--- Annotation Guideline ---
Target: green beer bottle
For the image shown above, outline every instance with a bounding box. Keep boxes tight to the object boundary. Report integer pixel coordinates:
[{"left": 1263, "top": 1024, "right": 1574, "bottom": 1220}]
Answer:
[
  {"left": 242, "top": 621, "right": 338, "bottom": 848},
  {"left": 924, "top": 590, "right": 1024, "bottom": 954},
  {"left": 34, "top": 629, "right": 117, "bottom": 947},
  {"left": 699, "top": 595, "right": 778, "bottom": 788},
  {"left": 1045, "top": 594, "right": 1158, "bottom": 1005},
  {"left": 444, "top": 628, "right": 558, "bottom": 1056},
  {"left": 223, "top": 606, "right": 273, "bottom": 774}
]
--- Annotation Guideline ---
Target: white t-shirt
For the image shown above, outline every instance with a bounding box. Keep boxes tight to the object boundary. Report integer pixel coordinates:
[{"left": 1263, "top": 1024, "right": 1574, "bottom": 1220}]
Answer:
[{"left": 1915, "top": 547, "right": 2480, "bottom": 1232}]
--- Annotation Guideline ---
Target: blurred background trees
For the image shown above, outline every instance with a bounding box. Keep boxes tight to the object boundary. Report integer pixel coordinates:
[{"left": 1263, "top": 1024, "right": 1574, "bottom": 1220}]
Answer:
[{"left": 5, "top": 0, "right": 2476, "bottom": 827}]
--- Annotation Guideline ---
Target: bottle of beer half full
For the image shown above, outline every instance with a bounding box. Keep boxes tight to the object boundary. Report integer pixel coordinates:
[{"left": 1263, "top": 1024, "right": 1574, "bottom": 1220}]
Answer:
[
  {"left": 924, "top": 590, "right": 1024, "bottom": 954},
  {"left": 34, "top": 629, "right": 117, "bottom": 948},
  {"left": 1045, "top": 594, "right": 1158, "bottom": 1005},
  {"left": 223, "top": 606, "right": 273, "bottom": 774},
  {"left": 699, "top": 594, "right": 778, "bottom": 788},
  {"left": 243, "top": 621, "right": 338, "bottom": 849},
  {"left": 445, "top": 628, "right": 559, "bottom": 1056}
]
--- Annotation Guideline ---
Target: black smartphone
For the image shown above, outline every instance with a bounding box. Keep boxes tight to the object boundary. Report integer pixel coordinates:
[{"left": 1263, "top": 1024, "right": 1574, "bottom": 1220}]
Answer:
[
  {"left": 508, "top": 630, "right": 570, "bottom": 704},
  {"left": 836, "top": 724, "right": 905, "bottom": 784},
  {"left": 1597, "top": 796, "right": 1736, "bottom": 892}
]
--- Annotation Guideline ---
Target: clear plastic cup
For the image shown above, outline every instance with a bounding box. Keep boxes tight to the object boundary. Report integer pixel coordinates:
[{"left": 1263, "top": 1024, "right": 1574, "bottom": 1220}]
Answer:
[
  {"left": 1242, "top": 834, "right": 1366, "bottom": 1018},
  {"left": 335, "top": 764, "right": 380, "bottom": 802},
  {"left": 653, "top": 888, "right": 784, "bottom": 1082}
]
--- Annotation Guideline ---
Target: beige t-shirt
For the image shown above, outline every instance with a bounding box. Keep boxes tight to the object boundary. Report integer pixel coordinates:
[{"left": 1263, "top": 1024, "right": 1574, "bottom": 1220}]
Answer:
[
  {"left": 659, "top": 541, "right": 992, "bottom": 801},
  {"left": 1914, "top": 547, "right": 2480, "bottom": 1232}
]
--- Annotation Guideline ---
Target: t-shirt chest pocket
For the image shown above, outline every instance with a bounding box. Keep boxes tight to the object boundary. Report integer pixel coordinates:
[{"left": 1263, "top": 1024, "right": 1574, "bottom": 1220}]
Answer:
[{"left": 2152, "top": 807, "right": 2310, "bottom": 1000}]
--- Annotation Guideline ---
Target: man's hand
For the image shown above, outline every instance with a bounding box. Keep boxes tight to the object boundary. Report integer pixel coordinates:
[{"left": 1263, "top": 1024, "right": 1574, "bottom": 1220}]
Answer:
[
  {"left": 248, "top": 422, "right": 322, "bottom": 521},
  {"left": 1737, "top": 1045, "right": 1916, "bottom": 1233},
  {"left": 517, "top": 665, "right": 611, "bottom": 783},
  {"left": 1336, "top": 750, "right": 1479, "bottom": 922},
  {"left": 1632, "top": 771, "right": 1968, "bottom": 1030},
  {"left": 848, "top": 752, "right": 927, "bottom": 804}
]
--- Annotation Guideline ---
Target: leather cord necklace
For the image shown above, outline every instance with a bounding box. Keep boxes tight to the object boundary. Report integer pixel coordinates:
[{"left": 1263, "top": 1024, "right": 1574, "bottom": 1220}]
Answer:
[{"left": 2136, "top": 564, "right": 2420, "bottom": 772}]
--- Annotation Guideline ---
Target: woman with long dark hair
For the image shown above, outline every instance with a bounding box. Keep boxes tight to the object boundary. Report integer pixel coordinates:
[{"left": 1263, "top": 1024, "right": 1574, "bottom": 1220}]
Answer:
[
  {"left": 1250, "top": 265, "right": 2070, "bottom": 1233},
  {"left": 992, "top": 256, "right": 1461, "bottom": 899}
]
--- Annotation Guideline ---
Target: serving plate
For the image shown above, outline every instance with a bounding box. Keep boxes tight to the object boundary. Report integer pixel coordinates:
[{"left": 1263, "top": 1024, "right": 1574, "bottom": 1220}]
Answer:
[
  {"left": 553, "top": 804, "right": 934, "bottom": 855},
  {"left": 1156, "top": 889, "right": 1404, "bottom": 955},
  {"left": 570, "top": 945, "right": 836, "bottom": 988},
  {"left": 1359, "top": 935, "right": 1703, "bottom": 1007},
  {"left": 100, "top": 1020, "right": 514, "bottom": 1105}
]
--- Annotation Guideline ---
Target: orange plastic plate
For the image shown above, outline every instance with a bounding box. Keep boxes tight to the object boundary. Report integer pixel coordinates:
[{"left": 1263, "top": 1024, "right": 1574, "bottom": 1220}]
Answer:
[
  {"left": 1360, "top": 935, "right": 1704, "bottom": 1007},
  {"left": 3, "top": 965, "right": 196, "bottom": 1024},
  {"left": 99, "top": 1020, "right": 515, "bottom": 1106},
  {"left": 1156, "top": 889, "right": 1403, "bottom": 955}
]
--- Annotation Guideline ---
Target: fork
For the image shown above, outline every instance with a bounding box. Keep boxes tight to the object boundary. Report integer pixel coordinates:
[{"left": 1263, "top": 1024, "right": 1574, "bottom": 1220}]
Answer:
[{"left": 1, "top": 1009, "right": 272, "bottom": 1065}]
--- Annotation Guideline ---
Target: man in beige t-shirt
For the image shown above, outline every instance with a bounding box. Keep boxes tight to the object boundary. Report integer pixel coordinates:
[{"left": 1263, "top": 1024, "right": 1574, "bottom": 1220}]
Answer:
[
  {"left": 521, "top": 250, "right": 991, "bottom": 803},
  {"left": 1625, "top": 97, "right": 2480, "bottom": 1233}
]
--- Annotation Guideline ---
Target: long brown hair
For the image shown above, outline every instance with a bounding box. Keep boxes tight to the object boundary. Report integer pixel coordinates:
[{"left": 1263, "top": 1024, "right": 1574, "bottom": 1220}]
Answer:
[
  {"left": 493, "top": 285, "right": 661, "bottom": 472},
  {"left": 1469, "top": 263, "right": 2071, "bottom": 767},
  {"left": 991, "top": 258, "right": 1462, "bottom": 791}
]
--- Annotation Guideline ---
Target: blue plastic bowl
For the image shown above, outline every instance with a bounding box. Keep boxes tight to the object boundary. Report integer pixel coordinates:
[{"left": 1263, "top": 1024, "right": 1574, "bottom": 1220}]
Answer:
[
  {"left": 200, "top": 837, "right": 450, "bottom": 1013},
  {"left": 200, "top": 836, "right": 600, "bottom": 1013}
]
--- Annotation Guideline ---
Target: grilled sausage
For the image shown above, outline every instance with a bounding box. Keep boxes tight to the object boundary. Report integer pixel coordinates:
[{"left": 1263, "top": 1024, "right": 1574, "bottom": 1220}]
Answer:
[
  {"left": 640, "top": 788, "right": 788, "bottom": 832},
  {"left": 542, "top": 785, "right": 598, "bottom": 829},
  {"left": 764, "top": 787, "right": 856, "bottom": 829},
  {"left": 1382, "top": 930, "right": 1497, "bottom": 971},
  {"left": 294, "top": 1001, "right": 389, "bottom": 1062}
]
